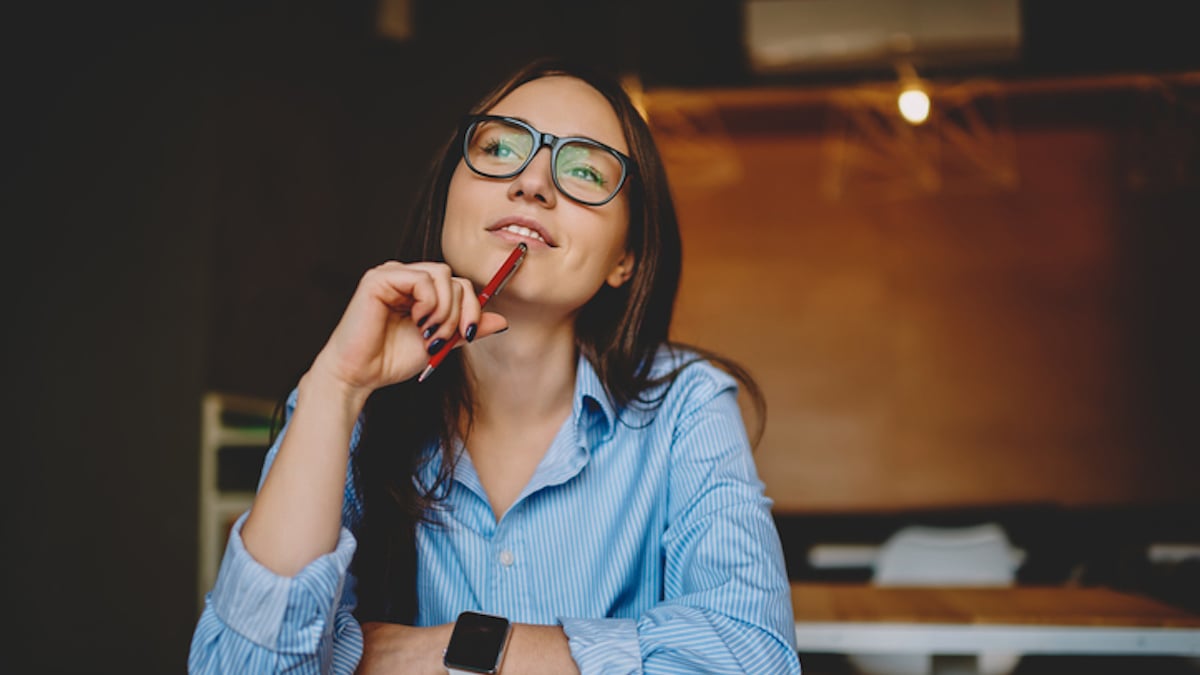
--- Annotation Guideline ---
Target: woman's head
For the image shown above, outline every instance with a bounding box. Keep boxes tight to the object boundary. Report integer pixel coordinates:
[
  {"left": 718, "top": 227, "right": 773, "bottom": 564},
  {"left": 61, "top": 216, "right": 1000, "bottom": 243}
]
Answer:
[
  {"left": 400, "top": 58, "right": 682, "bottom": 402},
  {"left": 442, "top": 75, "right": 637, "bottom": 321}
]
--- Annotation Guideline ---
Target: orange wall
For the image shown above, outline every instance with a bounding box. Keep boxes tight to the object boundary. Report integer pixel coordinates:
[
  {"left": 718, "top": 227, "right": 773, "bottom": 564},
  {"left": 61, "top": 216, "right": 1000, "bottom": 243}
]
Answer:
[{"left": 662, "top": 122, "right": 1197, "bottom": 512}]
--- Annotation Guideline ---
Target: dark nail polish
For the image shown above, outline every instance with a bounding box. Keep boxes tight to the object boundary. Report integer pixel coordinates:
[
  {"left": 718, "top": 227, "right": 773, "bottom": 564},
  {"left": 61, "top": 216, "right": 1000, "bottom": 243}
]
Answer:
[
  {"left": 495, "top": 326, "right": 509, "bottom": 335},
  {"left": 422, "top": 324, "right": 440, "bottom": 340},
  {"left": 427, "top": 338, "right": 446, "bottom": 355},
  {"left": 416, "top": 314, "right": 429, "bottom": 328},
  {"left": 465, "top": 323, "right": 478, "bottom": 343}
]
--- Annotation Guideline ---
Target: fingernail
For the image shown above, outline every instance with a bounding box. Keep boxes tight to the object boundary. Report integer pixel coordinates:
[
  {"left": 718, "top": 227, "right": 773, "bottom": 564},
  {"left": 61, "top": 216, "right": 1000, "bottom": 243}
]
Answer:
[
  {"left": 495, "top": 326, "right": 509, "bottom": 335},
  {"left": 422, "top": 324, "right": 440, "bottom": 340},
  {"left": 416, "top": 314, "right": 429, "bottom": 328},
  {"left": 465, "top": 324, "right": 478, "bottom": 343},
  {"left": 427, "top": 338, "right": 446, "bottom": 355}
]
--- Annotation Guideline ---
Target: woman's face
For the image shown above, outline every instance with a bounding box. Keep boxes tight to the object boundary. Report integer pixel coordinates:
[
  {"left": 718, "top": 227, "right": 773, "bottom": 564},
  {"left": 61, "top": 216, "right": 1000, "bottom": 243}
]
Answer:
[{"left": 441, "top": 76, "right": 634, "bottom": 318}]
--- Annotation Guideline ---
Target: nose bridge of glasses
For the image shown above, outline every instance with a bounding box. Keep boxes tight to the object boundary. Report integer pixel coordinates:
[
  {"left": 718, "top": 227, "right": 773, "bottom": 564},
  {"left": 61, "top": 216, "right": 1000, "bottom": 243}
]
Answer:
[
  {"left": 505, "top": 130, "right": 555, "bottom": 202},
  {"left": 520, "top": 131, "right": 558, "bottom": 176},
  {"left": 528, "top": 130, "right": 559, "bottom": 169}
]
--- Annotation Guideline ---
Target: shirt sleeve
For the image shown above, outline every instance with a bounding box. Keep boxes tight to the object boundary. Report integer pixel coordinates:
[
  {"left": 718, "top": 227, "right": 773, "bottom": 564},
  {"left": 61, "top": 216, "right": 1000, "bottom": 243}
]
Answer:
[
  {"left": 560, "top": 370, "right": 801, "bottom": 675},
  {"left": 188, "top": 390, "right": 367, "bottom": 675}
]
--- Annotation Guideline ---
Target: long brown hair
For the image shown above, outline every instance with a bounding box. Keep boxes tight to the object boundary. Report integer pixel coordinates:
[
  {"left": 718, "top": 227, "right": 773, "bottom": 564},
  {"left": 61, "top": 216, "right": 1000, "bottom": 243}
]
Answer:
[{"left": 348, "top": 57, "right": 764, "bottom": 623}]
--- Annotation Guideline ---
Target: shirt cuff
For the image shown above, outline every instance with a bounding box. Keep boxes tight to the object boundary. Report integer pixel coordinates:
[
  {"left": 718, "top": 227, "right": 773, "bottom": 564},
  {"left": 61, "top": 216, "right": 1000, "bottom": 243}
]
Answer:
[
  {"left": 558, "top": 616, "right": 641, "bottom": 675},
  {"left": 210, "top": 510, "right": 358, "bottom": 653}
]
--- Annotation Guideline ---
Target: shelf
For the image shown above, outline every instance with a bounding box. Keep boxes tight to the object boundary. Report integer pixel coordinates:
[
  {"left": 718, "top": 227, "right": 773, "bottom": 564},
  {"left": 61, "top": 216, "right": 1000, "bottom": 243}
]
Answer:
[
  {"left": 197, "top": 391, "right": 276, "bottom": 607},
  {"left": 214, "top": 427, "right": 273, "bottom": 447},
  {"left": 216, "top": 494, "right": 255, "bottom": 512}
]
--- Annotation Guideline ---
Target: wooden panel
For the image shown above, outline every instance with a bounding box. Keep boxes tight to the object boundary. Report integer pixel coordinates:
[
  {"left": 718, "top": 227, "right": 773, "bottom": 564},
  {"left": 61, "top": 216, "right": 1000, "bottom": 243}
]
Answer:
[{"left": 661, "top": 123, "right": 1198, "bottom": 512}]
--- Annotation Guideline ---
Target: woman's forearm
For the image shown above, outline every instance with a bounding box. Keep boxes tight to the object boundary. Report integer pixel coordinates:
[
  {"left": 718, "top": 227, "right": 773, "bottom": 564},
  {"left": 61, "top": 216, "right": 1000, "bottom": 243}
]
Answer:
[
  {"left": 241, "top": 367, "right": 371, "bottom": 577},
  {"left": 358, "top": 622, "right": 579, "bottom": 675},
  {"left": 504, "top": 623, "right": 580, "bottom": 675}
]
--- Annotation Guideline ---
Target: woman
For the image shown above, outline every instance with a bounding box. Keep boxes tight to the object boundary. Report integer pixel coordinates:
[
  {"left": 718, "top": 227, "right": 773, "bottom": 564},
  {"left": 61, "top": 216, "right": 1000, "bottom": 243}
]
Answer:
[{"left": 190, "top": 58, "right": 800, "bottom": 674}]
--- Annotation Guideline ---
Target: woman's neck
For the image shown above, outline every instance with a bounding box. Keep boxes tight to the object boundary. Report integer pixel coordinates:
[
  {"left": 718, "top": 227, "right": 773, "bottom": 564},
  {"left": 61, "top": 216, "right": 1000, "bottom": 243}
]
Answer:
[{"left": 463, "top": 317, "right": 578, "bottom": 429}]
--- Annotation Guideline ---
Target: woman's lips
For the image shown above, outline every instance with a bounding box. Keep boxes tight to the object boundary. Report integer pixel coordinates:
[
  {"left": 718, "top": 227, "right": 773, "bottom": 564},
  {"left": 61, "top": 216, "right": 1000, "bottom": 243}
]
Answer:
[{"left": 487, "top": 218, "right": 557, "bottom": 248}]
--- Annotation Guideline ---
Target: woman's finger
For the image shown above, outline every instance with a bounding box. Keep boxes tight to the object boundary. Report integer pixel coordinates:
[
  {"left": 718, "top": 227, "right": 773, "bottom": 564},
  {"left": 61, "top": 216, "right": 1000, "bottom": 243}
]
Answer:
[
  {"left": 404, "top": 262, "right": 455, "bottom": 333},
  {"left": 354, "top": 263, "right": 436, "bottom": 319},
  {"left": 471, "top": 312, "right": 509, "bottom": 342},
  {"left": 451, "top": 277, "right": 483, "bottom": 342},
  {"left": 425, "top": 280, "right": 464, "bottom": 352}
]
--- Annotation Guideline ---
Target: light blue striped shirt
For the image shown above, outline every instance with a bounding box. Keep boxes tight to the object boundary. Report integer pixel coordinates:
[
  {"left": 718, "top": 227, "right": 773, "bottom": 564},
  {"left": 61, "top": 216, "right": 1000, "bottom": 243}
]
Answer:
[{"left": 190, "top": 350, "right": 801, "bottom": 674}]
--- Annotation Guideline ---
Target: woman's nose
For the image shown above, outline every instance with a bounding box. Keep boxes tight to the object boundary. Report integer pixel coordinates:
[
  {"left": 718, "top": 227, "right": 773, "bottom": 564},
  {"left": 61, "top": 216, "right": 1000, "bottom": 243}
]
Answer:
[{"left": 507, "top": 147, "right": 557, "bottom": 207}]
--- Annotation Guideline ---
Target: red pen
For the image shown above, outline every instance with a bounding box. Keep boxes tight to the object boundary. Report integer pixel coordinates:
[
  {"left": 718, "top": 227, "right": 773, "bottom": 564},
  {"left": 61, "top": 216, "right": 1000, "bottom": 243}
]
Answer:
[{"left": 417, "top": 242, "right": 528, "bottom": 383}]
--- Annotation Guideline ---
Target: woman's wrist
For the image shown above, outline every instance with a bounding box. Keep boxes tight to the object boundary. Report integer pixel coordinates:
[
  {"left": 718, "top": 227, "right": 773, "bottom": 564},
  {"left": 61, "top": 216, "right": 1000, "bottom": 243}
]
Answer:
[
  {"left": 358, "top": 622, "right": 455, "bottom": 674},
  {"left": 298, "top": 359, "right": 373, "bottom": 420}
]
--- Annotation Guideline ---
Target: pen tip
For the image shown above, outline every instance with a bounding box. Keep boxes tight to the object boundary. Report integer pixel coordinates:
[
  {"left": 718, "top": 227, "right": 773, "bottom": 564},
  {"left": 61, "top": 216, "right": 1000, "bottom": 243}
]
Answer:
[{"left": 417, "top": 364, "right": 434, "bottom": 383}]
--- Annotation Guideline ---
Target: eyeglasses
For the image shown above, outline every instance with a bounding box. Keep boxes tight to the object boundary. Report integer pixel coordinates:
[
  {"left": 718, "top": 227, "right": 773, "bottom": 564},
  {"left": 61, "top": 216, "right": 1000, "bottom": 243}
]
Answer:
[{"left": 461, "top": 114, "right": 634, "bottom": 206}]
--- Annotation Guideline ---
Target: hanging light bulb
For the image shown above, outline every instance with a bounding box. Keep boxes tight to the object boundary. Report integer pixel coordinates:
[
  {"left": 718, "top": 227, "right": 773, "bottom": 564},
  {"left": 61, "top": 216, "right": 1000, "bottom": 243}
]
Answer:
[
  {"left": 898, "top": 86, "right": 931, "bottom": 125},
  {"left": 893, "top": 60, "right": 931, "bottom": 125}
]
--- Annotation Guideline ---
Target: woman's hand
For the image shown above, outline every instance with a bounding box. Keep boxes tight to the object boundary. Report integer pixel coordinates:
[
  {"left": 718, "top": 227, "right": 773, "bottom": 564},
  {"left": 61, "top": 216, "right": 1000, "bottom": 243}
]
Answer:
[
  {"left": 356, "top": 622, "right": 453, "bottom": 675},
  {"left": 307, "top": 262, "right": 509, "bottom": 400}
]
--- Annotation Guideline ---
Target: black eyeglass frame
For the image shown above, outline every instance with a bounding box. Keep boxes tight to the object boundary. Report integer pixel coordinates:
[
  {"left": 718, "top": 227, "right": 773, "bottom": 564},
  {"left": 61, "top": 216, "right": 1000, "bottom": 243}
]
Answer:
[{"left": 460, "top": 114, "right": 636, "bottom": 206}]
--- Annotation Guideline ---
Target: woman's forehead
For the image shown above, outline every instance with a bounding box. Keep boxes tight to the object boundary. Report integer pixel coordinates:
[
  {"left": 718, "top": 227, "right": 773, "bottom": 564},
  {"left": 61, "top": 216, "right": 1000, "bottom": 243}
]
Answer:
[{"left": 486, "top": 76, "right": 629, "bottom": 154}]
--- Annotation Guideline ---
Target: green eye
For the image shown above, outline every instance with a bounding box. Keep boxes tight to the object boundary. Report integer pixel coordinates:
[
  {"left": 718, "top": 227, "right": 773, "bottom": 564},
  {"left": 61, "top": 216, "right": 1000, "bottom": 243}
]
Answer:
[
  {"left": 482, "top": 140, "right": 519, "bottom": 161},
  {"left": 472, "top": 123, "right": 531, "bottom": 166},
  {"left": 556, "top": 143, "right": 614, "bottom": 189},
  {"left": 563, "top": 165, "right": 605, "bottom": 185}
]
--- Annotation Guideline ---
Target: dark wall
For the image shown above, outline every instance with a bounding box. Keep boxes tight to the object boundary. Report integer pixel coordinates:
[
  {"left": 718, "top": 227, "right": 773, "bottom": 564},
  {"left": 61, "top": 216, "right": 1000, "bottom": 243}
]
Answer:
[{"left": 7, "top": 4, "right": 216, "bottom": 671}]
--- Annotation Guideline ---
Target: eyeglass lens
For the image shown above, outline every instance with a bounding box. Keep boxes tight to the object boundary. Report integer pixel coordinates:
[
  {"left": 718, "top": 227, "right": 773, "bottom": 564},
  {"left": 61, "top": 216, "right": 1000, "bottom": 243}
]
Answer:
[{"left": 466, "top": 119, "right": 624, "bottom": 204}]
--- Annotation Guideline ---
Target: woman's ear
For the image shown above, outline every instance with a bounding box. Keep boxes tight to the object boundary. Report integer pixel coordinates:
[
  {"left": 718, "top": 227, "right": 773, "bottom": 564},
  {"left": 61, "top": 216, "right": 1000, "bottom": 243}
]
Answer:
[{"left": 605, "top": 251, "right": 636, "bottom": 288}]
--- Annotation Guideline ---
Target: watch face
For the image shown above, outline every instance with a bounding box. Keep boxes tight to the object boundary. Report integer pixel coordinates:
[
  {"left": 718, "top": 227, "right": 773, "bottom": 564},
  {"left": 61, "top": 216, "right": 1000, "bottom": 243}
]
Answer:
[{"left": 444, "top": 611, "right": 510, "bottom": 672}]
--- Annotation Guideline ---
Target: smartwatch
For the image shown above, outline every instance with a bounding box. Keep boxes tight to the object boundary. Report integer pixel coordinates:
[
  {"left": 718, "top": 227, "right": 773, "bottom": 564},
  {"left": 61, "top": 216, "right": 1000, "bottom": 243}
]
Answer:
[{"left": 443, "top": 610, "right": 512, "bottom": 675}]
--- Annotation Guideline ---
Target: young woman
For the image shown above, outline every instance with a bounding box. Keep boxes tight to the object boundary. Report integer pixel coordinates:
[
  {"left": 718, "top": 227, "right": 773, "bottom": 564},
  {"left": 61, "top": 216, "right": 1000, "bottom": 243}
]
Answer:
[{"left": 190, "top": 58, "right": 800, "bottom": 674}]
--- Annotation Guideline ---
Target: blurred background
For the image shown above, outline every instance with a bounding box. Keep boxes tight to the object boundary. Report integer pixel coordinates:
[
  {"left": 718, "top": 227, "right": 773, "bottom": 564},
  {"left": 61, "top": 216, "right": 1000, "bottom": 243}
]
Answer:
[{"left": 5, "top": 0, "right": 1198, "bottom": 672}]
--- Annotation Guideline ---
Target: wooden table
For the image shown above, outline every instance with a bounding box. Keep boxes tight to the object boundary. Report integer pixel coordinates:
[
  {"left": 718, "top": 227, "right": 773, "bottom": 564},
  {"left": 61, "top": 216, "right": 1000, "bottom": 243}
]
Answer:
[{"left": 792, "top": 583, "right": 1200, "bottom": 657}]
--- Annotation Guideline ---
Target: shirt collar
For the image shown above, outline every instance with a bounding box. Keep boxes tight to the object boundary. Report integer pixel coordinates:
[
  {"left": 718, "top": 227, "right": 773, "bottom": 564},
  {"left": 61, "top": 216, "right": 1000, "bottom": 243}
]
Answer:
[
  {"left": 416, "top": 353, "right": 619, "bottom": 492},
  {"left": 572, "top": 352, "right": 616, "bottom": 446}
]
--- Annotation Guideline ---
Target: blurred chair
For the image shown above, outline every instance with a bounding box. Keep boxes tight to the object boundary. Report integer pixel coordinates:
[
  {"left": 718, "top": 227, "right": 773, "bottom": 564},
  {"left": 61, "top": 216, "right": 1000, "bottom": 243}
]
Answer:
[{"left": 848, "top": 522, "right": 1025, "bottom": 675}]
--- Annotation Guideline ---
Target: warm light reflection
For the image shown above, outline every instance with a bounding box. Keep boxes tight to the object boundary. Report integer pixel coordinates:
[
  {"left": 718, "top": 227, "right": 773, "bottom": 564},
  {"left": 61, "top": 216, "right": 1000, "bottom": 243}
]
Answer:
[
  {"left": 898, "top": 87, "right": 931, "bottom": 124},
  {"left": 621, "top": 73, "right": 649, "bottom": 122}
]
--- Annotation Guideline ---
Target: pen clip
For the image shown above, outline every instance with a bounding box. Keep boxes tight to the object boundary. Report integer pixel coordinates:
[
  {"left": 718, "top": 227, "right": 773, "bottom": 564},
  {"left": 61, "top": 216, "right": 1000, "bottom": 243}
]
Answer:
[{"left": 490, "top": 253, "right": 525, "bottom": 298}]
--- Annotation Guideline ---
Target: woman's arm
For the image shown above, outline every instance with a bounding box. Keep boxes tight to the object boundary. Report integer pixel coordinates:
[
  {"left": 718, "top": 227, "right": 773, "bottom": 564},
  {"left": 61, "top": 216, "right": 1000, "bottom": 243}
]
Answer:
[
  {"left": 356, "top": 622, "right": 578, "bottom": 675},
  {"left": 190, "top": 261, "right": 509, "bottom": 673},
  {"left": 241, "top": 371, "right": 368, "bottom": 576},
  {"left": 242, "top": 261, "right": 503, "bottom": 576}
]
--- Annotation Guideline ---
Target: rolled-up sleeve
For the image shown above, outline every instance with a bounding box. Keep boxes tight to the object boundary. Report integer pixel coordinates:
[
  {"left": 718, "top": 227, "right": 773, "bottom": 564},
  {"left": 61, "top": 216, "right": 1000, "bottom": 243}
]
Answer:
[
  {"left": 560, "top": 617, "right": 642, "bottom": 674},
  {"left": 562, "top": 373, "right": 800, "bottom": 675},
  {"left": 189, "top": 513, "right": 363, "bottom": 674}
]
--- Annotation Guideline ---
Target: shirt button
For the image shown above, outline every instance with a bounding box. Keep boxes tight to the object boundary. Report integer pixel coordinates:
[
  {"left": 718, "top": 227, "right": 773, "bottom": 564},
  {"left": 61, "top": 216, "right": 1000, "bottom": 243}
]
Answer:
[{"left": 498, "top": 550, "right": 515, "bottom": 567}]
